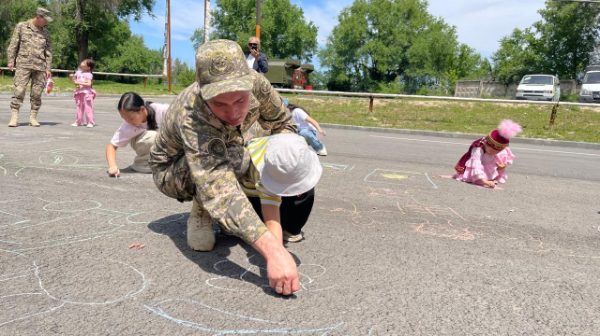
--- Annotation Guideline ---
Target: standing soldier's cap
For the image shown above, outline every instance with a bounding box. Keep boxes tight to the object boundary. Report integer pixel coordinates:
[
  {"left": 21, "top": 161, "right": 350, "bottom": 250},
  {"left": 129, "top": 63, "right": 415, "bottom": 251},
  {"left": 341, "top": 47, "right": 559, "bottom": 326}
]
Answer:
[
  {"left": 196, "top": 40, "right": 253, "bottom": 100},
  {"left": 36, "top": 8, "right": 53, "bottom": 22}
]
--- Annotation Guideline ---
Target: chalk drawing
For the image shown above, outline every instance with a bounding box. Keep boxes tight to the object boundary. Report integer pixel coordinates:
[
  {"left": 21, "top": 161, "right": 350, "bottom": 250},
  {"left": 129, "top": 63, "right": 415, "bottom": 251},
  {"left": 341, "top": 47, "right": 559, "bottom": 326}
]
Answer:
[
  {"left": 0, "top": 197, "right": 181, "bottom": 252},
  {"left": 0, "top": 249, "right": 148, "bottom": 327},
  {"left": 144, "top": 298, "right": 345, "bottom": 335},
  {"left": 364, "top": 169, "right": 438, "bottom": 189},
  {"left": 206, "top": 254, "right": 336, "bottom": 293},
  {"left": 321, "top": 162, "right": 355, "bottom": 172},
  {"left": 435, "top": 174, "right": 504, "bottom": 190},
  {"left": 0, "top": 148, "right": 105, "bottom": 177}
]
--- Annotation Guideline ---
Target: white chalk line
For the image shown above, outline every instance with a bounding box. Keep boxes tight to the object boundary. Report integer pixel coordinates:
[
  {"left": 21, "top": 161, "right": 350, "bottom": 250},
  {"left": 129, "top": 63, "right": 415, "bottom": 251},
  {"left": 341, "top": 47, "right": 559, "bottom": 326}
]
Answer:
[
  {"left": 33, "top": 259, "right": 148, "bottom": 306},
  {"left": 143, "top": 298, "right": 345, "bottom": 334}
]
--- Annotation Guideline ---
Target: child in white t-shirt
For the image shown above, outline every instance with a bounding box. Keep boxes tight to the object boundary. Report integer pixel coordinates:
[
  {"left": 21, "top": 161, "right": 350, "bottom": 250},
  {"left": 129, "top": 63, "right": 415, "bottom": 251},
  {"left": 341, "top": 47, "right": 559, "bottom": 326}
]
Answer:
[
  {"left": 105, "top": 92, "right": 169, "bottom": 176},
  {"left": 285, "top": 100, "right": 328, "bottom": 156}
]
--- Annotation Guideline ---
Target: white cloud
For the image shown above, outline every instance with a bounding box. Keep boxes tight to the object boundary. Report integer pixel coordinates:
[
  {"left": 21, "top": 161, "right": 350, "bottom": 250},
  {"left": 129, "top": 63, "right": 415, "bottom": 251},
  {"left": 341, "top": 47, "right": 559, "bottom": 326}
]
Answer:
[
  {"left": 427, "top": 0, "right": 546, "bottom": 58},
  {"left": 297, "top": 0, "right": 354, "bottom": 45}
]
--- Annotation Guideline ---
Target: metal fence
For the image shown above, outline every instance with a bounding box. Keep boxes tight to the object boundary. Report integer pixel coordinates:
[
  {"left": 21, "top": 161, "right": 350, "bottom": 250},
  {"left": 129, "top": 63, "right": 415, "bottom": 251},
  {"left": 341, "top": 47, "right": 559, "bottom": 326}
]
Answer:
[{"left": 0, "top": 67, "right": 163, "bottom": 88}]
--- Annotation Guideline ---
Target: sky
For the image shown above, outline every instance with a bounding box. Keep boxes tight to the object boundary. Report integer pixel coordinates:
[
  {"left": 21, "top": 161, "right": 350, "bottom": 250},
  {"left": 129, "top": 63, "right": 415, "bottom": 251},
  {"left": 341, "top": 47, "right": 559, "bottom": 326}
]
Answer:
[{"left": 129, "top": 0, "right": 549, "bottom": 71}]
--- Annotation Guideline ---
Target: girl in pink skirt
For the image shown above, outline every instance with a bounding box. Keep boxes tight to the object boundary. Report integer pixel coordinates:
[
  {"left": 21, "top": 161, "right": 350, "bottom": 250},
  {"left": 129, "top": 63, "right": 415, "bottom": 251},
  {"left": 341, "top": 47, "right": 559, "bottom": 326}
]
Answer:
[
  {"left": 453, "top": 120, "right": 522, "bottom": 188},
  {"left": 70, "top": 59, "right": 97, "bottom": 128}
]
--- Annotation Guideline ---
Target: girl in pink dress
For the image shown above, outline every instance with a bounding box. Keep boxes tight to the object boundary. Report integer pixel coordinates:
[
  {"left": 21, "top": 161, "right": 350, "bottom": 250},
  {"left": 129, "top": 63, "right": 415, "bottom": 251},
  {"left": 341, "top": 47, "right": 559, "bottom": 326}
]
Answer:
[
  {"left": 453, "top": 120, "right": 522, "bottom": 188},
  {"left": 70, "top": 59, "right": 97, "bottom": 127}
]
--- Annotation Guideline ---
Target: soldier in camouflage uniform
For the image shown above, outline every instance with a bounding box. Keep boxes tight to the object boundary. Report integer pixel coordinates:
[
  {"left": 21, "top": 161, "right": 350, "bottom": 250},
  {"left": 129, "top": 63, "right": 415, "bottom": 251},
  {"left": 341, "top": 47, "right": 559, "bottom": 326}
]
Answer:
[
  {"left": 150, "top": 40, "right": 300, "bottom": 295},
  {"left": 6, "top": 8, "right": 53, "bottom": 127}
]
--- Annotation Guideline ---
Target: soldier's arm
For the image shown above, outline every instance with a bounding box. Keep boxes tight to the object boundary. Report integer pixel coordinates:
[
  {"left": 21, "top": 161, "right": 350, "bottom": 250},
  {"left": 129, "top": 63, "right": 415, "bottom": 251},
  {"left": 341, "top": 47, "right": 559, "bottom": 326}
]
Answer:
[
  {"left": 255, "top": 73, "right": 297, "bottom": 135},
  {"left": 44, "top": 31, "right": 52, "bottom": 72},
  {"left": 6, "top": 23, "right": 22, "bottom": 66}
]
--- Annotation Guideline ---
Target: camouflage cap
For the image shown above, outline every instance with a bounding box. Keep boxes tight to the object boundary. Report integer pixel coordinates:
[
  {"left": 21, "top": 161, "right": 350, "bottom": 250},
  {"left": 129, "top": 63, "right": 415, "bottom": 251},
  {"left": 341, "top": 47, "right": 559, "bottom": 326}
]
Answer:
[
  {"left": 196, "top": 40, "right": 253, "bottom": 101},
  {"left": 36, "top": 8, "right": 53, "bottom": 22}
]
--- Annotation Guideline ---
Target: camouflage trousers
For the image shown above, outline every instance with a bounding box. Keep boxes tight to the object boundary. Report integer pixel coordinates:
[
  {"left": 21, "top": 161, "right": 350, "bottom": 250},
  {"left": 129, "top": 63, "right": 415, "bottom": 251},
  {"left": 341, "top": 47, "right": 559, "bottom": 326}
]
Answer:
[
  {"left": 152, "top": 143, "right": 251, "bottom": 203},
  {"left": 11, "top": 68, "right": 46, "bottom": 111}
]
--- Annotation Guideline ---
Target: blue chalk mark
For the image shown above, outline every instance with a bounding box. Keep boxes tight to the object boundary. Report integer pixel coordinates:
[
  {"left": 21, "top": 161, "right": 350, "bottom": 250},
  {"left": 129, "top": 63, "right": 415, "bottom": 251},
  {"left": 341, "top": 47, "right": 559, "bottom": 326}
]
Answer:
[{"left": 144, "top": 298, "right": 345, "bottom": 334}]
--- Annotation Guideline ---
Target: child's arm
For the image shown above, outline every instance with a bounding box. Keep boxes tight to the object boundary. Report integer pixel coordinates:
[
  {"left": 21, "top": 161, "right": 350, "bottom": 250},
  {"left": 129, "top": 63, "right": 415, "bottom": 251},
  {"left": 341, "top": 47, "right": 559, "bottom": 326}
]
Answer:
[
  {"left": 75, "top": 77, "right": 92, "bottom": 87},
  {"left": 106, "top": 143, "right": 120, "bottom": 177},
  {"left": 261, "top": 204, "right": 283, "bottom": 243},
  {"left": 306, "top": 116, "right": 326, "bottom": 136}
]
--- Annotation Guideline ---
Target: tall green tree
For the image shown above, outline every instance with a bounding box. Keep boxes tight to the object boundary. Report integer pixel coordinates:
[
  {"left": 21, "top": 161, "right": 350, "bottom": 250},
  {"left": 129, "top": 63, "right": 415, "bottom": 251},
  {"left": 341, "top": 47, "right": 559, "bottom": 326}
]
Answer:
[
  {"left": 68, "top": 0, "right": 155, "bottom": 63},
  {"left": 190, "top": 0, "right": 318, "bottom": 61},
  {"left": 492, "top": 1, "right": 600, "bottom": 82},
  {"left": 318, "top": 0, "right": 465, "bottom": 93},
  {"left": 491, "top": 28, "right": 539, "bottom": 84},
  {"left": 533, "top": 1, "right": 600, "bottom": 79}
]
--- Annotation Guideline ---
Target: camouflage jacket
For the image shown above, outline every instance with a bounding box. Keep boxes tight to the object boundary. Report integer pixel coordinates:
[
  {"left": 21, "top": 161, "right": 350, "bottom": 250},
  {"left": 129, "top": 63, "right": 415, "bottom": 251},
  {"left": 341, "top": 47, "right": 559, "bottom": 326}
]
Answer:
[
  {"left": 7, "top": 20, "right": 52, "bottom": 72},
  {"left": 151, "top": 71, "right": 297, "bottom": 244}
]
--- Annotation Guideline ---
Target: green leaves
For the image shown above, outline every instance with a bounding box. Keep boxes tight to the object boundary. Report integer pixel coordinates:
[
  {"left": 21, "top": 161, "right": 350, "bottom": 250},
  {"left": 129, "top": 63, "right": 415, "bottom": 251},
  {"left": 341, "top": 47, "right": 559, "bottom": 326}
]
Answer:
[
  {"left": 319, "top": 0, "right": 482, "bottom": 94},
  {"left": 191, "top": 0, "right": 318, "bottom": 61},
  {"left": 493, "top": 1, "right": 600, "bottom": 83}
]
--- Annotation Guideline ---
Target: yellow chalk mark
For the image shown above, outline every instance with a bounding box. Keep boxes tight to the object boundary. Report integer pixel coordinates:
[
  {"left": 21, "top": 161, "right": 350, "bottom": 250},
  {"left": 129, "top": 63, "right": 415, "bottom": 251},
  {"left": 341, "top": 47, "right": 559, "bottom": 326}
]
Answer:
[{"left": 381, "top": 174, "right": 408, "bottom": 180}]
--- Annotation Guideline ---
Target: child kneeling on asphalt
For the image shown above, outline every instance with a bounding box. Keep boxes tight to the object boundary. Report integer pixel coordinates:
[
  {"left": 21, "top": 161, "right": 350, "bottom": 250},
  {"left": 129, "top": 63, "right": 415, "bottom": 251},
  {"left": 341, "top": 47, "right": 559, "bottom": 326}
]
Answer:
[{"left": 239, "top": 133, "right": 323, "bottom": 243}]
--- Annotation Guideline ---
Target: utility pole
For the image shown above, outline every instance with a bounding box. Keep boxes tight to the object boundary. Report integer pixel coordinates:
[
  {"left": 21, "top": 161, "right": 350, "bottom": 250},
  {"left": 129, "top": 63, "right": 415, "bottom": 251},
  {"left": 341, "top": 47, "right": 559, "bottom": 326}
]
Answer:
[
  {"left": 204, "top": 0, "right": 210, "bottom": 43},
  {"left": 255, "top": 0, "right": 261, "bottom": 39},
  {"left": 167, "top": 0, "right": 172, "bottom": 93}
]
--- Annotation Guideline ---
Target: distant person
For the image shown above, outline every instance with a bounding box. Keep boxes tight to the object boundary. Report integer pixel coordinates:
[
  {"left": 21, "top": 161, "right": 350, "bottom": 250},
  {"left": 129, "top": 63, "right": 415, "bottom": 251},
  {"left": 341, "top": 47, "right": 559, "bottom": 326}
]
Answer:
[
  {"left": 245, "top": 37, "right": 268, "bottom": 74},
  {"left": 286, "top": 99, "right": 328, "bottom": 156},
  {"left": 69, "top": 59, "right": 97, "bottom": 128},
  {"left": 106, "top": 92, "right": 169, "bottom": 176},
  {"left": 6, "top": 8, "right": 53, "bottom": 127},
  {"left": 453, "top": 120, "right": 522, "bottom": 188},
  {"left": 240, "top": 134, "right": 322, "bottom": 243}
]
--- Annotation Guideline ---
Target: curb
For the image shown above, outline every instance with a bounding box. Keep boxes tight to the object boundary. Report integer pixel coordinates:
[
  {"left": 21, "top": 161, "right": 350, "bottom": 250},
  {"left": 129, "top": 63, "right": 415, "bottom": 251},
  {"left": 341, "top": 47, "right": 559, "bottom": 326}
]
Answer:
[{"left": 321, "top": 123, "right": 600, "bottom": 150}]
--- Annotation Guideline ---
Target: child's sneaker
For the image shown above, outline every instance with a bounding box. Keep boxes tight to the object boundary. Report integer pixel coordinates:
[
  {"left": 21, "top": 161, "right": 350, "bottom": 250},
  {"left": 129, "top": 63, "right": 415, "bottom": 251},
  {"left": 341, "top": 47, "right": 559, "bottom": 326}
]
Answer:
[
  {"left": 283, "top": 231, "right": 303, "bottom": 242},
  {"left": 86, "top": 123, "right": 94, "bottom": 128},
  {"left": 316, "top": 147, "right": 328, "bottom": 156},
  {"left": 71, "top": 123, "right": 81, "bottom": 127}
]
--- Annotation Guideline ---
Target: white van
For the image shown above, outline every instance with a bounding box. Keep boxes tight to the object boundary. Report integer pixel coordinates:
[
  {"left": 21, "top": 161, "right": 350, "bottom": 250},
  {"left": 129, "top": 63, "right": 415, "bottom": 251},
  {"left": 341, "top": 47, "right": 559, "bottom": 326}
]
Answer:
[
  {"left": 579, "top": 66, "right": 600, "bottom": 104},
  {"left": 515, "top": 74, "right": 560, "bottom": 102}
]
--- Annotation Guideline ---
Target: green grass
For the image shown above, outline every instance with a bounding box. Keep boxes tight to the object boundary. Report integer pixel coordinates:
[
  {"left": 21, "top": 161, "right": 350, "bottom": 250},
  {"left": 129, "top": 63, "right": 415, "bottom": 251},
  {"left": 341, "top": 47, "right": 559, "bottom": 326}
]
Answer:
[
  {"left": 286, "top": 95, "right": 600, "bottom": 143},
  {"left": 0, "top": 74, "right": 184, "bottom": 96},
  {"left": 2, "top": 75, "right": 599, "bottom": 143}
]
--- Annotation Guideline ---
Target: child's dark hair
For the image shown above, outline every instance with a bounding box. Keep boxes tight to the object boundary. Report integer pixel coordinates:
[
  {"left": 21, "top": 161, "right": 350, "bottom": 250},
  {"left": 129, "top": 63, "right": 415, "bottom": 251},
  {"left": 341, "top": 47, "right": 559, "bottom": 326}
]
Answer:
[
  {"left": 287, "top": 103, "right": 309, "bottom": 115},
  {"left": 117, "top": 92, "right": 158, "bottom": 130},
  {"left": 83, "top": 59, "right": 95, "bottom": 73}
]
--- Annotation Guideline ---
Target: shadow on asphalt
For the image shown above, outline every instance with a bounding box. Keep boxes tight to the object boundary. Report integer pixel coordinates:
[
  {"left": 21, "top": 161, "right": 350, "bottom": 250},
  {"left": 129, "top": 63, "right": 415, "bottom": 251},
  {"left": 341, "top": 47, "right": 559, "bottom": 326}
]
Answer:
[{"left": 148, "top": 213, "right": 300, "bottom": 299}]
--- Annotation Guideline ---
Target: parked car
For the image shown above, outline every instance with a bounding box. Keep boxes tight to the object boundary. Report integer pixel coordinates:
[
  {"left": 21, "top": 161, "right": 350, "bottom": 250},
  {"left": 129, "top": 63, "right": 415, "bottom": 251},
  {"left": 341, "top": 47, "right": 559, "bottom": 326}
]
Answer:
[
  {"left": 515, "top": 74, "right": 560, "bottom": 101},
  {"left": 579, "top": 65, "right": 600, "bottom": 104}
]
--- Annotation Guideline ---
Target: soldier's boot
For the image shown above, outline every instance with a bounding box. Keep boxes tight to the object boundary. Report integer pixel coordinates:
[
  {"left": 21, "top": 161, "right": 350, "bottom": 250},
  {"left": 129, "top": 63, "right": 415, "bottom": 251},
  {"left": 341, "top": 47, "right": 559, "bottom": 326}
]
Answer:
[
  {"left": 187, "top": 198, "right": 216, "bottom": 251},
  {"left": 8, "top": 109, "right": 18, "bottom": 127},
  {"left": 29, "top": 110, "right": 40, "bottom": 127}
]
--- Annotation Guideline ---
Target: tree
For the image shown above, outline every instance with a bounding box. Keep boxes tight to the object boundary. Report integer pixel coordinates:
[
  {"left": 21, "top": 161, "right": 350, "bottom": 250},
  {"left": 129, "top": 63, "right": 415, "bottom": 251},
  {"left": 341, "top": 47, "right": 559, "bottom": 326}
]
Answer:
[
  {"left": 319, "top": 0, "right": 465, "bottom": 93},
  {"left": 491, "top": 28, "right": 540, "bottom": 84},
  {"left": 69, "top": 0, "right": 155, "bottom": 63},
  {"left": 190, "top": 0, "right": 318, "bottom": 62},
  {"left": 102, "top": 34, "right": 162, "bottom": 79},
  {"left": 492, "top": 1, "right": 600, "bottom": 82},
  {"left": 533, "top": 1, "right": 600, "bottom": 79}
]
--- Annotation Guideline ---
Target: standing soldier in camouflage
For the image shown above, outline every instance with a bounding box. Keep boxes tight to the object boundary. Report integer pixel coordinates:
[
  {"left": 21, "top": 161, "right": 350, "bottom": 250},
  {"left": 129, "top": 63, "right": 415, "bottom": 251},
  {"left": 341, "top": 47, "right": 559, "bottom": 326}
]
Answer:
[
  {"left": 150, "top": 40, "right": 301, "bottom": 296},
  {"left": 6, "top": 8, "right": 53, "bottom": 127}
]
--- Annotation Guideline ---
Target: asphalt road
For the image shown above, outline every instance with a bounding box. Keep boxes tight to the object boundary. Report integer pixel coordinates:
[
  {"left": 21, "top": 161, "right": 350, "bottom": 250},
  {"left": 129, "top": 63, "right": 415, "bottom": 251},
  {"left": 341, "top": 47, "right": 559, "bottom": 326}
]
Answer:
[{"left": 1, "top": 95, "right": 600, "bottom": 335}]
